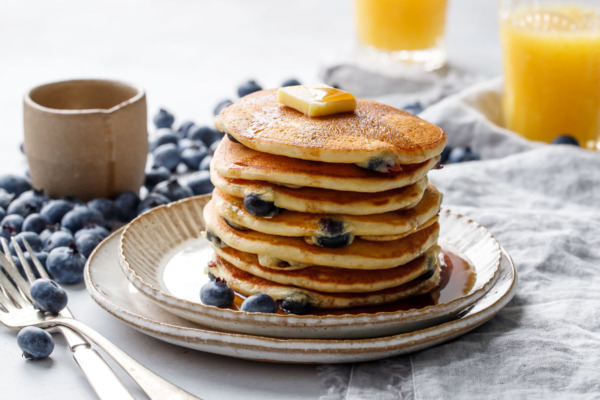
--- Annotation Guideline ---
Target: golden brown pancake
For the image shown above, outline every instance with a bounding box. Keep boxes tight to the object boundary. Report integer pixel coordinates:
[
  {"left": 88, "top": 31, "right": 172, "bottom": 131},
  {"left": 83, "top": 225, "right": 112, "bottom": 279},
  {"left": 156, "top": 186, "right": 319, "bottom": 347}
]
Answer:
[
  {"left": 204, "top": 200, "right": 440, "bottom": 270},
  {"left": 212, "top": 137, "right": 440, "bottom": 193},
  {"left": 211, "top": 169, "right": 428, "bottom": 215},
  {"left": 209, "top": 255, "right": 441, "bottom": 309},
  {"left": 214, "top": 89, "right": 446, "bottom": 165},
  {"left": 214, "top": 245, "right": 440, "bottom": 293}
]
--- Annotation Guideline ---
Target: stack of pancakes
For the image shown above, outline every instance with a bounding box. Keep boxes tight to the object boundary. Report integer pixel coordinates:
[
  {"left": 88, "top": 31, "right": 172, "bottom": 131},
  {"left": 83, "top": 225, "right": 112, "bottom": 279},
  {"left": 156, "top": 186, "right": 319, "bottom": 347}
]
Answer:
[{"left": 203, "top": 89, "right": 447, "bottom": 312}]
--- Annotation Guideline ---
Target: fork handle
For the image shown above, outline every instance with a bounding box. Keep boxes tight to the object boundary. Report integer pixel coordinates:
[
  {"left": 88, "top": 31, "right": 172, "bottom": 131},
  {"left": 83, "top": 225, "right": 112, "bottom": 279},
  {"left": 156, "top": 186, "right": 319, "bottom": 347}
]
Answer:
[{"left": 52, "top": 317, "right": 201, "bottom": 400}]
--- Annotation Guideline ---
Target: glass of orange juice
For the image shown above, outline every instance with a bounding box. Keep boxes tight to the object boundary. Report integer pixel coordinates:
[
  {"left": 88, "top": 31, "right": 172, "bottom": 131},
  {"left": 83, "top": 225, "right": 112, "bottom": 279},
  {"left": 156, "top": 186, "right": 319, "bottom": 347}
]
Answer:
[
  {"left": 353, "top": 0, "right": 449, "bottom": 74},
  {"left": 499, "top": 0, "right": 600, "bottom": 149}
]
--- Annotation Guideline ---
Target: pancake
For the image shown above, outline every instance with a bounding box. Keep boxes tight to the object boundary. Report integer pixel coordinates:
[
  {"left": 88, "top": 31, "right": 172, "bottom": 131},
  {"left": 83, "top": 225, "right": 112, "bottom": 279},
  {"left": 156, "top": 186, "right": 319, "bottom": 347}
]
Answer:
[
  {"left": 209, "top": 255, "right": 442, "bottom": 309},
  {"left": 214, "top": 245, "right": 440, "bottom": 293},
  {"left": 214, "top": 89, "right": 446, "bottom": 165},
  {"left": 211, "top": 169, "right": 428, "bottom": 215},
  {"left": 204, "top": 200, "right": 440, "bottom": 270},
  {"left": 212, "top": 137, "right": 440, "bottom": 193},
  {"left": 211, "top": 184, "right": 442, "bottom": 242}
]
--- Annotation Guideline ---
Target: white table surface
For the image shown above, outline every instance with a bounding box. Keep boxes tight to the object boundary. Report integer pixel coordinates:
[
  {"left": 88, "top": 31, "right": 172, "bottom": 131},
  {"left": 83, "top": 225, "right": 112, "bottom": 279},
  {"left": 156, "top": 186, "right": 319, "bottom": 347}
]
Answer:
[{"left": 0, "top": 1, "right": 500, "bottom": 399}]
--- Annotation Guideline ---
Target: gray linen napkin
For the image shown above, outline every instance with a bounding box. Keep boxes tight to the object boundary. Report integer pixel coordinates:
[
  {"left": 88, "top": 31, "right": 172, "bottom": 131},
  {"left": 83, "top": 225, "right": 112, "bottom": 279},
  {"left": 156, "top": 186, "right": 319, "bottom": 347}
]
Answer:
[{"left": 318, "top": 79, "right": 600, "bottom": 400}]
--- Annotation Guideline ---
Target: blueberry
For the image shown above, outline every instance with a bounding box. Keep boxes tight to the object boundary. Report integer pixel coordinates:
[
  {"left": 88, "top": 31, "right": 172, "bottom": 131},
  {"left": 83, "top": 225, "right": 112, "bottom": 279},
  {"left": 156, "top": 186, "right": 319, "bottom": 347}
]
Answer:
[
  {"left": 200, "top": 277, "right": 234, "bottom": 308},
  {"left": 280, "top": 293, "right": 311, "bottom": 315},
  {"left": 226, "top": 133, "right": 240, "bottom": 144},
  {"left": 316, "top": 218, "right": 352, "bottom": 248},
  {"left": 0, "top": 188, "right": 15, "bottom": 209},
  {"left": 402, "top": 102, "right": 424, "bottom": 115},
  {"left": 61, "top": 205, "right": 105, "bottom": 233},
  {"left": 447, "top": 147, "right": 480, "bottom": 163},
  {"left": 181, "top": 146, "right": 209, "bottom": 171},
  {"left": 0, "top": 207, "right": 5, "bottom": 222},
  {"left": 281, "top": 78, "right": 301, "bottom": 87},
  {"left": 319, "top": 218, "right": 344, "bottom": 235},
  {"left": 315, "top": 233, "right": 352, "bottom": 248},
  {"left": 114, "top": 191, "right": 140, "bottom": 222},
  {"left": 22, "top": 213, "right": 50, "bottom": 234},
  {"left": 209, "top": 140, "right": 221, "bottom": 155},
  {"left": 149, "top": 129, "right": 179, "bottom": 151},
  {"left": 183, "top": 171, "right": 214, "bottom": 195},
  {"left": 237, "top": 80, "right": 262, "bottom": 98},
  {"left": 177, "top": 138, "right": 202, "bottom": 151},
  {"left": 10, "top": 232, "right": 43, "bottom": 254},
  {"left": 44, "top": 231, "right": 75, "bottom": 252},
  {"left": 1, "top": 214, "right": 24, "bottom": 239},
  {"left": 40, "top": 224, "right": 71, "bottom": 244},
  {"left": 213, "top": 99, "right": 232, "bottom": 116},
  {"left": 153, "top": 108, "right": 175, "bottom": 129},
  {"left": 144, "top": 166, "right": 171, "bottom": 191},
  {"left": 205, "top": 230, "right": 226, "bottom": 248},
  {"left": 17, "top": 326, "right": 54, "bottom": 360},
  {"left": 552, "top": 134, "right": 580, "bottom": 146},
  {"left": 199, "top": 155, "right": 212, "bottom": 171},
  {"left": 177, "top": 121, "right": 196, "bottom": 137},
  {"left": 136, "top": 192, "right": 170, "bottom": 215},
  {"left": 87, "top": 198, "right": 117, "bottom": 221},
  {"left": 241, "top": 293, "right": 278, "bottom": 313},
  {"left": 40, "top": 199, "right": 75, "bottom": 225},
  {"left": 0, "top": 175, "right": 31, "bottom": 196},
  {"left": 417, "top": 267, "right": 436, "bottom": 281},
  {"left": 187, "top": 126, "right": 223, "bottom": 147},
  {"left": 76, "top": 233, "right": 103, "bottom": 258},
  {"left": 17, "top": 189, "right": 48, "bottom": 208},
  {"left": 74, "top": 224, "right": 109, "bottom": 240},
  {"left": 153, "top": 143, "right": 181, "bottom": 171},
  {"left": 30, "top": 278, "right": 68, "bottom": 314},
  {"left": 440, "top": 146, "right": 452, "bottom": 164},
  {"left": 244, "top": 193, "right": 279, "bottom": 218},
  {"left": 7, "top": 198, "right": 39, "bottom": 217},
  {"left": 151, "top": 178, "right": 193, "bottom": 202},
  {"left": 46, "top": 244, "right": 86, "bottom": 284}
]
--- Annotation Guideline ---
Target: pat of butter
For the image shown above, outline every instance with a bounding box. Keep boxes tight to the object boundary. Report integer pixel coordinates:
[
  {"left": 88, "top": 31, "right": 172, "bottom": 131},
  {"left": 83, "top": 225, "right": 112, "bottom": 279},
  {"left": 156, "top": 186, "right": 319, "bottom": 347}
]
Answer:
[{"left": 277, "top": 84, "right": 356, "bottom": 117}]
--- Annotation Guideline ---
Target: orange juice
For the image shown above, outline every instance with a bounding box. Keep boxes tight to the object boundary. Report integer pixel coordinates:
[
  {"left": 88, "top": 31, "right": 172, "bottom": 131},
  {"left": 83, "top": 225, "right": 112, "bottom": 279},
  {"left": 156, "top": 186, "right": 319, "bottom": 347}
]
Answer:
[
  {"left": 500, "top": 5, "right": 600, "bottom": 148},
  {"left": 354, "top": 0, "right": 448, "bottom": 51}
]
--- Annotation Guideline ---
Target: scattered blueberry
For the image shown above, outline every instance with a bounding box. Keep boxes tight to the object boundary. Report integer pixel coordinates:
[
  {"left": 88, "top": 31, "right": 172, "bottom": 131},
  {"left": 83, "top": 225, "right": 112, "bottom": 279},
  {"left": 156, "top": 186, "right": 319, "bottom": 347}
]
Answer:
[
  {"left": 0, "top": 188, "right": 15, "bottom": 209},
  {"left": 87, "top": 198, "right": 117, "bottom": 221},
  {"left": 200, "top": 277, "right": 234, "bottom": 308},
  {"left": 280, "top": 293, "right": 311, "bottom": 315},
  {"left": 61, "top": 205, "right": 105, "bottom": 233},
  {"left": 17, "top": 326, "right": 54, "bottom": 360},
  {"left": 22, "top": 213, "right": 50, "bottom": 234},
  {"left": 136, "top": 192, "right": 171, "bottom": 215},
  {"left": 46, "top": 244, "right": 86, "bottom": 284},
  {"left": 0, "top": 175, "right": 31, "bottom": 196},
  {"left": 40, "top": 224, "right": 70, "bottom": 244},
  {"left": 40, "top": 199, "right": 75, "bottom": 225},
  {"left": 281, "top": 78, "right": 301, "bottom": 87},
  {"left": 151, "top": 178, "right": 193, "bottom": 202},
  {"left": 30, "top": 278, "right": 68, "bottom": 314},
  {"left": 199, "top": 155, "right": 212, "bottom": 171},
  {"left": 153, "top": 108, "right": 175, "bottom": 129},
  {"left": 9, "top": 231, "right": 43, "bottom": 254},
  {"left": 241, "top": 293, "right": 278, "bottom": 313},
  {"left": 114, "top": 192, "right": 140, "bottom": 222},
  {"left": 447, "top": 147, "right": 480, "bottom": 163},
  {"left": 0, "top": 207, "right": 5, "bottom": 222},
  {"left": 177, "top": 138, "right": 201, "bottom": 151},
  {"left": 402, "top": 102, "right": 424, "bottom": 115},
  {"left": 1, "top": 214, "right": 24, "bottom": 239},
  {"left": 17, "top": 190, "right": 48, "bottom": 208},
  {"left": 44, "top": 231, "right": 75, "bottom": 252},
  {"left": 177, "top": 121, "right": 196, "bottom": 137},
  {"left": 244, "top": 193, "right": 279, "bottom": 218},
  {"left": 76, "top": 233, "right": 103, "bottom": 258},
  {"left": 144, "top": 166, "right": 171, "bottom": 191},
  {"left": 149, "top": 129, "right": 179, "bottom": 151},
  {"left": 153, "top": 143, "right": 181, "bottom": 171},
  {"left": 552, "top": 134, "right": 580, "bottom": 146},
  {"left": 180, "top": 145, "right": 208, "bottom": 171},
  {"left": 6, "top": 198, "right": 39, "bottom": 217},
  {"left": 213, "top": 99, "right": 233, "bottom": 116},
  {"left": 187, "top": 126, "right": 223, "bottom": 147},
  {"left": 74, "top": 224, "right": 109, "bottom": 240},
  {"left": 237, "top": 80, "right": 262, "bottom": 98},
  {"left": 440, "top": 146, "right": 452, "bottom": 164},
  {"left": 183, "top": 171, "right": 214, "bottom": 195}
]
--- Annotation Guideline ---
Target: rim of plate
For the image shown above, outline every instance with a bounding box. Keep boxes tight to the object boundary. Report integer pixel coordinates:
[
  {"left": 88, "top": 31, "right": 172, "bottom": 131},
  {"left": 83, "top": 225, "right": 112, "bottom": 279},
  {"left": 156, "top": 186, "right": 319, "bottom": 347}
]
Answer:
[{"left": 117, "top": 194, "right": 502, "bottom": 329}]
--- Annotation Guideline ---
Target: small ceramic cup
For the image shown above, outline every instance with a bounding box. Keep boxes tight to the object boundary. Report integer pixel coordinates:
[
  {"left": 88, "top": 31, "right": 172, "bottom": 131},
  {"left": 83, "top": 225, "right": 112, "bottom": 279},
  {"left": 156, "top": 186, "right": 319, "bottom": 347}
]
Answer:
[{"left": 23, "top": 79, "right": 148, "bottom": 201}]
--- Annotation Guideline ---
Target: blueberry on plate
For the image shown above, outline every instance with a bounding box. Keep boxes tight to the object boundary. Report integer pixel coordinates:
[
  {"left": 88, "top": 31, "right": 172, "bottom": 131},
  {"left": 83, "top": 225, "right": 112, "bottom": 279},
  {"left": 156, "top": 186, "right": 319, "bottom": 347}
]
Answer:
[
  {"left": 136, "top": 192, "right": 171, "bottom": 216},
  {"left": 151, "top": 178, "right": 194, "bottom": 202},
  {"left": 447, "top": 147, "right": 480, "bottom": 163},
  {"left": 87, "top": 198, "right": 118, "bottom": 221},
  {"left": 241, "top": 293, "right": 278, "bottom": 313},
  {"left": 74, "top": 224, "right": 109, "bottom": 240},
  {"left": 114, "top": 191, "right": 140, "bottom": 222},
  {"left": 152, "top": 143, "right": 181, "bottom": 171},
  {"left": 244, "top": 193, "right": 279, "bottom": 218},
  {"left": 187, "top": 126, "right": 223, "bottom": 147},
  {"left": 0, "top": 175, "right": 31, "bottom": 196},
  {"left": 46, "top": 243, "right": 86, "bottom": 284},
  {"left": 281, "top": 78, "right": 301, "bottom": 87},
  {"left": 1, "top": 214, "right": 25, "bottom": 238},
  {"left": 181, "top": 146, "right": 209, "bottom": 171},
  {"left": 213, "top": 99, "right": 232, "bottom": 116},
  {"left": 7, "top": 198, "right": 39, "bottom": 217},
  {"left": 76, "top": 232, "right": 103, "bottom": 258},
  {"left": 199, "top": 155, "right": 212, "bottom": 171},
  {"left": 0, "top": 188, "right": 15, "bottom": 209},
  {"left": 183, "top": 171, "right": 214, "bottom": 196},
  {"left": 237, "top": 79, "right": 262, "bottom": 98},
  {"left": 200, "top": 277, "right": 234, "bottom": 308},
  {"left": 551, "top": 134, "right": 580, "bottom": 146},
  {"left": 153, "top": 108, "right": 175, "bottom": 129},
  {"left": 149, "top": 129, "right": 179, "bottom": 151},
  {"left": 61, "top": 205, "right": 105, "bottom": 233},
  {"left": 40, "top": 199, "right": 75, "bottom": 225},
  {"left": 44, "top": 230, "right": 75, "bottom": 252},
  {"left": 17, "top": 326, "right": 54, "bottom": 360},
  {"left": 17, "top": 189, "right": 48, "bottom": 208},
  {"left": 22, "top": 213, "right": 50, "bottom": 234},
  {"left": 280, "top": 293, "right": 311, "bottom": 315},
  {"left": 30, "top": 278, "right": 68, "bottom": 314},
  {"left": 9, "top": 231, "right": 43, "bottom": 254}
]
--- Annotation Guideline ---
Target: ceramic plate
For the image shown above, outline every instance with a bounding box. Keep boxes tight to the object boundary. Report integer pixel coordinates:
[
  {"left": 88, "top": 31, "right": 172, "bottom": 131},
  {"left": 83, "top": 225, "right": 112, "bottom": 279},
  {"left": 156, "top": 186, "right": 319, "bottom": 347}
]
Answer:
[
  {"left": 86, "top": 230, "right": 516, "bottom": 364},
  {"left": 117, "top": 195, "right": 502, "bottom": 339}
]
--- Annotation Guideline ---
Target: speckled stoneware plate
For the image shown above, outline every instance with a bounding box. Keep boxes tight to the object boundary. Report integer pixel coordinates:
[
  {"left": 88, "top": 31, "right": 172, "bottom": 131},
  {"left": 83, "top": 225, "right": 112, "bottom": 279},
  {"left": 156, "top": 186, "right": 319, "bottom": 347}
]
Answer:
[
  {"left": 86, "top": 231, "right": 516, "bottom": 364},
  {"left": 117, "top": 195, "right": 502, "bottom": 339}
]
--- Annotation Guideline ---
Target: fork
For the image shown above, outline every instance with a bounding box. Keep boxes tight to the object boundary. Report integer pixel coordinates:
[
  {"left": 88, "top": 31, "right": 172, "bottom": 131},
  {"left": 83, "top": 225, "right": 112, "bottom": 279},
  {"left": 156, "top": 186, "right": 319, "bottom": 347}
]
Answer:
[
  {"left": 0, "top": 238, "right": 136, "bottom": 400},
  {"left": 0, "top": 238, "right": 201, "bottom": 400}
]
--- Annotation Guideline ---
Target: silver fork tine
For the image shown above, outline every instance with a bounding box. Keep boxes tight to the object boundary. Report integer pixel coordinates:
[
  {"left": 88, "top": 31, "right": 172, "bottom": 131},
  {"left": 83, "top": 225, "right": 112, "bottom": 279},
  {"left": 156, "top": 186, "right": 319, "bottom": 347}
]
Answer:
[
  {"left": 0, "top": 258, "right": 28, "bottom": 309},
  {"left": 11, "top": 238, "right": 37, "bottom": 284},
  {"left": 0, "top": 267, "right": 17, "bottom": 311},
  {"left": 0, "top": 248, "right": 34, "bottom": 303},
  {"left": 22, "top": 238, "right": 50, "bottom": 280},
  {"left": 0, "top": 238, "right": 31, "bottom": 303}
]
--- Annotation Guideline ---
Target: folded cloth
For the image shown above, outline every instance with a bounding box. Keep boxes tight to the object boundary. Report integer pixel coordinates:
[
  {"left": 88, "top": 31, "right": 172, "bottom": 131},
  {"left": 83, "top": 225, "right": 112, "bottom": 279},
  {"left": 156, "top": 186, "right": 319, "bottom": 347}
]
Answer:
[{"left": 319, "top": 79, "right": 600, "bottom": 400}]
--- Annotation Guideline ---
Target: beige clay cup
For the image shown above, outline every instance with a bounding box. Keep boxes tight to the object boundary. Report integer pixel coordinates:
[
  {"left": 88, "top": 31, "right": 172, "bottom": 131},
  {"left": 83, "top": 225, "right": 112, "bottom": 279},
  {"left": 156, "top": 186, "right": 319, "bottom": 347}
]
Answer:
[{"left": 23, "top": 79, "right": 148, "bottom": 201}]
